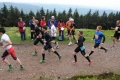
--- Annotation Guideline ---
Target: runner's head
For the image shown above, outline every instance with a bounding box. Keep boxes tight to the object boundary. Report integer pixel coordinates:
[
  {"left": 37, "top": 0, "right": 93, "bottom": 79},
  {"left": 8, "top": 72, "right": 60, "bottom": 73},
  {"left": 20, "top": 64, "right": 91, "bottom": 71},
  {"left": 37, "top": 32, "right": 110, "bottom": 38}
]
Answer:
[
  {"left": 33, "top": 20, "right": 39, "bottom": 26},
  {"left": 116, "top": 20, "right": 120, "bottom": 26},
  {"left": 70, "top": 18, "right": 74, "bottom": 24},
  {"left": 96, "top": 25, "right": 102, "bottom": 31},
  {"left": 78, "top": 30, "right": 83, "bottom": 36},
  {"left": 0, "top": 28, "right": 5, "bottom": 35},
  {"left": 42, "top": 26, "right": 47, "bottom": 32}
]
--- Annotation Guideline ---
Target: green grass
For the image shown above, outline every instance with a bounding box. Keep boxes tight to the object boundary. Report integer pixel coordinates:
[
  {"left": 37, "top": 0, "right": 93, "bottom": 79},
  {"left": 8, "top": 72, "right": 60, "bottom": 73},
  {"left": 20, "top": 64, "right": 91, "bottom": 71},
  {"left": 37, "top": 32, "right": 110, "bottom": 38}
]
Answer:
[
  {"left": 31, "top": 72, "right": 120, "bottom": 80},
  {"left": 3, "top": 27, "right": 114, "bottom": 44}
]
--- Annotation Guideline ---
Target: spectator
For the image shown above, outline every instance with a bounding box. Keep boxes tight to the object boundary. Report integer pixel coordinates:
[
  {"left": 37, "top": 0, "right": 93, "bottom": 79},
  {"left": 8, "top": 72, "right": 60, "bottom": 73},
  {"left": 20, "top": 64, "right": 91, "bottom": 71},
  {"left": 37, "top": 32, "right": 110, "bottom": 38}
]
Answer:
[
  {"left": 29, "top": 16, "right": 35, "bottom": 40},
  {"left": 57, "top": 19, "right": 65, "bottom": 39},
  {"left": 18, "top": 18, "right": 26, "bottom": 41},
  {"left": 40, "top": 16, "right": 46, "bottom": 30},
  {"left": 48, "top": 16, "right": 57, "bottom": 29}
]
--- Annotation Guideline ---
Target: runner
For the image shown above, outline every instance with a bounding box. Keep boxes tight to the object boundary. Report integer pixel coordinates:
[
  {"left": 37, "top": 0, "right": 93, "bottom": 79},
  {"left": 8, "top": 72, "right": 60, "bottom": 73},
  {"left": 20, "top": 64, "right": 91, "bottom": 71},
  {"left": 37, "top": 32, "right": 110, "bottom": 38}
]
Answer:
[
  {"left": 39, "top": 26, "right": 61, "bottom": 63},
  {"left": 111, "top": 20, "right": 120, "bottom": 47},
  {"left": 32, "top": 20, "right": 44, "bottom": 56},
  {"left": 72, "top": 30, "right": 92, "bottom": 65},
  {"left": 89, "top": 25, "right": 107, "bottom": 57},
  {"left": 0, "top": 28, "right": 24, "bottom": 71}
]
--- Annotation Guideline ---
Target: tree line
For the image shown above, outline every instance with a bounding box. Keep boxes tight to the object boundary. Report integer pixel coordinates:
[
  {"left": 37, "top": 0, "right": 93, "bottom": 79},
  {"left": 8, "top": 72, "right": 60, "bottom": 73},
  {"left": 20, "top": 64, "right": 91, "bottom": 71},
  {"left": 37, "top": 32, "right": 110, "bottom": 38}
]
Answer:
[{"left": 0, "top": 4, "right": 120, "bottom": 30}]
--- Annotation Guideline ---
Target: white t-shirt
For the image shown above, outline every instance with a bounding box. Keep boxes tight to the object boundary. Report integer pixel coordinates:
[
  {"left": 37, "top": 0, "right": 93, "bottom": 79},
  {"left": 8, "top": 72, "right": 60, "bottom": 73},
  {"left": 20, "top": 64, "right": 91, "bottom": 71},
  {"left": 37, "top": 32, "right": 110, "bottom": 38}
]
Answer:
[
  {"left": 51, "top": 25, "right": 56, "bottom": 37},
  {"left": 1, "top": 34, "right": 12, "bottom": 50}
]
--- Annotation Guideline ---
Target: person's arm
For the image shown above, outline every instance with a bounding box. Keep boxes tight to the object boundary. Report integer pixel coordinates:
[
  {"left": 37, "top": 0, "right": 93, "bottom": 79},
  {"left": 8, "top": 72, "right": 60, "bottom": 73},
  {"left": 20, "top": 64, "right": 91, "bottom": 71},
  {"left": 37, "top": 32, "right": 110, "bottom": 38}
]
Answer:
[
  {"left": 55, "top": 20, "right": 57, "bottom": 27},
  {"left": 48, "top": 19, "right": 51, "bottom": 28},
  {"left": 93, "top": 35, "right": 95, "bottom": 39},
  {"left": 2, "top": 40, "right": 12, "bottom": 48},
  {"left": 63, "top": 22, "right": 65, "bottom": 27},
  {"left": 102, "top": 35, "right": 105, "bottom": 43}
]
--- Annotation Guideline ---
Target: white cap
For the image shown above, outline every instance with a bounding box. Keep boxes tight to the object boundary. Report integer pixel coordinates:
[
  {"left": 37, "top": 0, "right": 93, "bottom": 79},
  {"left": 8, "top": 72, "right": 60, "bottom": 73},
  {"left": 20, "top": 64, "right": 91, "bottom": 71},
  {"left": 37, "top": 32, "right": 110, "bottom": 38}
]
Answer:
[{"left": 70, "top": 18, "right": 74, "bottom": 22}]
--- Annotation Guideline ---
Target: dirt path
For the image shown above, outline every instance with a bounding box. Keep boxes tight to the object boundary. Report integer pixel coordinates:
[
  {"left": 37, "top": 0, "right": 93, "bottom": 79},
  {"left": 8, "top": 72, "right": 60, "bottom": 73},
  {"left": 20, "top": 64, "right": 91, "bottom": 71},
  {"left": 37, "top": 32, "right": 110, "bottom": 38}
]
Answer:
[{"left": 0, "top": 43, "right": 120, "bottom": 80}]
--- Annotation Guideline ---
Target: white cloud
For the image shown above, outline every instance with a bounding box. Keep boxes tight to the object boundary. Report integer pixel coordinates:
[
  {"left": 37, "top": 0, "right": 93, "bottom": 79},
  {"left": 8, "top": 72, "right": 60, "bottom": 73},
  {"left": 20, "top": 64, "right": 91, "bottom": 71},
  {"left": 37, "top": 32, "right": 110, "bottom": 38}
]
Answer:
[{"left": 0, "top": 0, "right": 120, "bottom": 10}]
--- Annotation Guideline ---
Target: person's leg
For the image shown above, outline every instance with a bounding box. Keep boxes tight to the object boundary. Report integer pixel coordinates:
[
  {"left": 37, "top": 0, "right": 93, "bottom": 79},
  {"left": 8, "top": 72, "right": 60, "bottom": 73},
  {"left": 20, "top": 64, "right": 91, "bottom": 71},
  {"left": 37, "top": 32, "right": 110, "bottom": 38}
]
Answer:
[
  {"left": 89, "top": 43, "right": 99, "bottom": 56},
  {"left": 73, "top": 52, "right": 77, "bottom": 63},
  {"left": 31, "top": 32, "right": 33, "bottom": 40},
  {"left": 20, "top": 32, "right": 23, "bottom": 40},
  {"left": 32, "top": 38, "right": 39, "bottom": 56},
  {"left": 24, "top": 32, "right": 26, "bottom": 40},
  {"left": 1, "top": 50, "right": 13, "bottom": 70},
  {"left": 39, "top": 48, "right": 46, "bottom": 63},
  {"left": 50, "top": 48, "right": 61, "bottom": 60},
  {"left": 99, "top": 46, "right": 107, "bottom": 53},
  {"left": 68, "top": 31, "right": 72, "bottom": 45},
  {"left": 8, "top": 47, "right": 24, "bottom": 70}
]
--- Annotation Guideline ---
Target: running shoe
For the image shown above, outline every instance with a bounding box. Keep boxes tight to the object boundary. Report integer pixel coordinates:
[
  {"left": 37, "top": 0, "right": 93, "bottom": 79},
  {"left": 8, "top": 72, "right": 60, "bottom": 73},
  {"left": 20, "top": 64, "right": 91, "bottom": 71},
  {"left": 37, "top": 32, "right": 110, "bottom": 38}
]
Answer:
[
  {"left": 105, "top": 49, "right": 108, "bottom": 53},
  {"left": 20, "top": 65, "right": 24, "bottom": 70},
  {"left": 58, "top": 55, "right": 61, "bottom": 60},
  {"left": 7, "top": 65, "right": 13, "bottom": 71},
  {"left": 72, "top": 61, "right": 77, "bottom": 64},
  {"left": 68, "top": 42, "right": 72, "bottom": 46},
  {"left": 32, "top": 52, "right": 37, "bottom": 56},
  {"left": 39, "top": 60, "right": 45, "bottom": 63},
  {"left": 88, "top": 60, "right": 92, "bottom": 66}
]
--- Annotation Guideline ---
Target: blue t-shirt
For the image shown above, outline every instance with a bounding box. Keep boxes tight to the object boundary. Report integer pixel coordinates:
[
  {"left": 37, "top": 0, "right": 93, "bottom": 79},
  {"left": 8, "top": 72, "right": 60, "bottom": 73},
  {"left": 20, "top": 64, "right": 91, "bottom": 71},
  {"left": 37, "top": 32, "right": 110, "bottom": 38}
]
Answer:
[{"left": 94, "top": 31, "right": 104, "bottom": 43}]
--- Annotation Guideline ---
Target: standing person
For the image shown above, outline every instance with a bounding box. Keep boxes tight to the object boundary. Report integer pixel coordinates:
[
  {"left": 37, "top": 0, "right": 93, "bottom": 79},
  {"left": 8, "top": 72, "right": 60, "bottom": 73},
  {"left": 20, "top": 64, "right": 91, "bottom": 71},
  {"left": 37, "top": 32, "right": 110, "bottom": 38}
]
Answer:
[
  {"left": 18, "top": 18, "right": 26, "bottom": 41},
  {"left": 89, "top": 26, "right": 107, "bottom": 57},
  {"left": 0, "top": 28, "right": 24, "bottom": 71},
  {"left": 72, "top": 30, "right": 92, "bottom": 65},
  {"left": 111, "top": 20, "right": 120, "bottom": 47},
  {"left": 48, "top": 16, "right": 57, "bottom": 29},
  {"left": 67, "top": 18, "right": 77, "bottom": 45},
  {"left": 29, "top": 16, "right": 35, "bottom": 40},
  {"left": 40, "top": 16, "right": 46, "bottom": 39},
  {"left": 39, "top": 26, "right": 61, "bottom": 63},
  {"left": 32, "top": 20, "right": 44, "bottom": 56},
  {"left": 50, "top": 20, "right": 59, "bottom": 49},
  {"left": 57, "top": 19, "right": 65, "bottom": 40}
]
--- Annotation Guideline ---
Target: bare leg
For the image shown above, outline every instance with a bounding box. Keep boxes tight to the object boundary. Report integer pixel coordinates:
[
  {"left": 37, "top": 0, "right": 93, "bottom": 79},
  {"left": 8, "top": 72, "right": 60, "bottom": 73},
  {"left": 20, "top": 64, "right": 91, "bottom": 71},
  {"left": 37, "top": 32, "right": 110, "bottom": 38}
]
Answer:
[{"left": 3, "top": 59, "right": 11, "bottom": 65}]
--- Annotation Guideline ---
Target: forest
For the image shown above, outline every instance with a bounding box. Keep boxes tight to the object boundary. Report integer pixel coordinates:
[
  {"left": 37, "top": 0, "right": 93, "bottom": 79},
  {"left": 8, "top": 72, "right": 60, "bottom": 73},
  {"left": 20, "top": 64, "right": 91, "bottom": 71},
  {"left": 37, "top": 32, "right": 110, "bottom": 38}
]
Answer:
[{"left": 0, "top": 4, "right": 120, "bottom": 30}]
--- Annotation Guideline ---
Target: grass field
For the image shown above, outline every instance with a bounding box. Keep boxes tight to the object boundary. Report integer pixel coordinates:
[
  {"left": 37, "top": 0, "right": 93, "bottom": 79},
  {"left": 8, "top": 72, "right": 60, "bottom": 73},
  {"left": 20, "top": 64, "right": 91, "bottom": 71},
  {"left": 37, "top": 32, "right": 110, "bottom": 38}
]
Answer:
[{"left": 3, "top": 27, "right": 115, "bottom": 44}]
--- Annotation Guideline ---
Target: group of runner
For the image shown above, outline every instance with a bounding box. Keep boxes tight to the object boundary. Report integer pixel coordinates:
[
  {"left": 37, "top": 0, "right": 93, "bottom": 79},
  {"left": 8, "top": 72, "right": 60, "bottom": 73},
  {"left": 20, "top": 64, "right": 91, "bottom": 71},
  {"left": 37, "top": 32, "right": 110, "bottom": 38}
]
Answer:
[{"left": 0, "top": 16, "right": 120, "bottom": 71}]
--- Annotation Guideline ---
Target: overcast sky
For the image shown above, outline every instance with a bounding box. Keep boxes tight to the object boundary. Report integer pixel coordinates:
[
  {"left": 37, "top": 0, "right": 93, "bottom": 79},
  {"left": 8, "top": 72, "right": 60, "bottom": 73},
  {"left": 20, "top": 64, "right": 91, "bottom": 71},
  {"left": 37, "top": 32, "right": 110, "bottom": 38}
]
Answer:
[{"left": 0, "top": 0, "right": 120, "bottom": 10}]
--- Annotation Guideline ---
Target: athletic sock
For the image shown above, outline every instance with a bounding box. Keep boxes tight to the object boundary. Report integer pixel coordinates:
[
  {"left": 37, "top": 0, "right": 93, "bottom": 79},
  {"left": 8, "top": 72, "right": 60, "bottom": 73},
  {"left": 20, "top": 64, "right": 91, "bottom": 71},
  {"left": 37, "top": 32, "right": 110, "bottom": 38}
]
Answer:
[
  {"left": 9, "top": 64, "right": 12, "bottom": 67},
  {"left": 100, "top": 47, "right": 106, "bottom": 50},
  {"left": 74, "top": 55, "right": 77, "bottom": 62},
  {"left": 89, "top": 51, "right": 94, "bottom": 56},
  {"left": 54, "top": 51, "right": 60, "bottom": 57},
  {"left": 85, "top": 56, "right": 91, "bottom": 62},
  {"left": 42, "top": 54, "right": 45, "bottom": 60}
]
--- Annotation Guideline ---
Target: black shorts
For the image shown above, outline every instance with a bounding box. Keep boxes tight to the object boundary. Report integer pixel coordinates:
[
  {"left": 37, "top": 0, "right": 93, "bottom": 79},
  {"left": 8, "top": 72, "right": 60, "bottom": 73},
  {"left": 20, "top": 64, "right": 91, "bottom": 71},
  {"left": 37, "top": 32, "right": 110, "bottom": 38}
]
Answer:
[
  {"left": 34, "top": 38, "right": 44, "bottom": 45},
  {"left": 44, "top": 43, "right": 52, "bottom": 50},
  {"left": 74, "top": 46, "right": 86, "bottom": 56},
  {"left": 94, "top": 43, "right": 100, "bottom": 48},
  {"left": 52, "top": 37, "right": 56, "bottom": 40},
  {"left": 68, "top": 30, "right": 75, "bottom": 35},
  {"left": 113, "top": 33, "right": 120, "bottom": 40}
]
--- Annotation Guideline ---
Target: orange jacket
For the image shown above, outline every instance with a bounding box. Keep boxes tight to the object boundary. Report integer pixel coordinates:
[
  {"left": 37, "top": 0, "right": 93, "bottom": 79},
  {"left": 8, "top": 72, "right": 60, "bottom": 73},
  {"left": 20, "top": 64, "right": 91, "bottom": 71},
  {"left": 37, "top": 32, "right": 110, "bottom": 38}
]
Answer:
[{"left": 66, "top": 21, "right": 71, "bottom": 30}]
